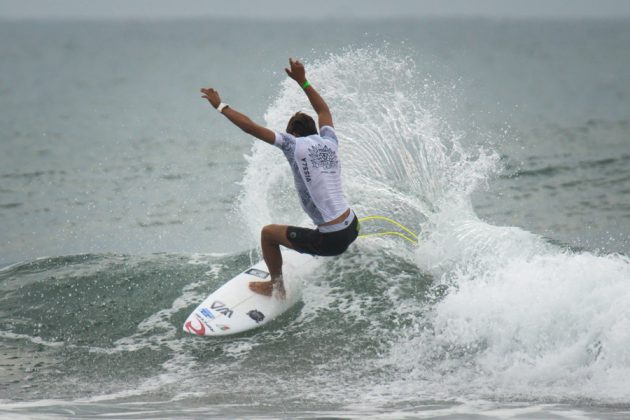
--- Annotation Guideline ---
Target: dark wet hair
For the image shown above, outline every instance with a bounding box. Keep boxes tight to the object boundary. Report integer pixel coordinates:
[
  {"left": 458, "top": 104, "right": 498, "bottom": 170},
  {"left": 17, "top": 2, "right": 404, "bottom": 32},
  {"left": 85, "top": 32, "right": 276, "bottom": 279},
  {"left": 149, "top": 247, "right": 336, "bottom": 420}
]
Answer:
[{"left": 286, "top": 112, "right": 318, "bottom": 137}]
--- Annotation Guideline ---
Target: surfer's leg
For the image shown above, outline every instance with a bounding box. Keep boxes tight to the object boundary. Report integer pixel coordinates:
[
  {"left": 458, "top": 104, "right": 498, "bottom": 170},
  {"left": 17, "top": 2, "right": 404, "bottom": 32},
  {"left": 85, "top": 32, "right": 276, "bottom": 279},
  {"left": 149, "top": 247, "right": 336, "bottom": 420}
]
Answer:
[
  {"left": 249, "top": 224, "right": 293, "bottom": 297},
  {"left": 261, "top": 224, "right": 292, "bottom": 276}
]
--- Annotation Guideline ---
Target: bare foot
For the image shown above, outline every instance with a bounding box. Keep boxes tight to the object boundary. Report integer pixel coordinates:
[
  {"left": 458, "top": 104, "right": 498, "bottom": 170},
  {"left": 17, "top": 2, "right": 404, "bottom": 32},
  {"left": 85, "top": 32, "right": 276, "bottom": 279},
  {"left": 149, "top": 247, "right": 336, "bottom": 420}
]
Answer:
[
  {"left": 249, "top": 280, "right": 273, "bottom": 296},
  {"left": 249, "top": 279, "right": 286, "bottom": 299}
]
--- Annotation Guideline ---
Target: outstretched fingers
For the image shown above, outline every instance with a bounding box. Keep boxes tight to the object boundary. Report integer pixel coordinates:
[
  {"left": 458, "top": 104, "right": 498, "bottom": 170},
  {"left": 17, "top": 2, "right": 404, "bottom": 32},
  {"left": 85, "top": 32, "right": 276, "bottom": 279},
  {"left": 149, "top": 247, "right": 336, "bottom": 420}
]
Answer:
[{"left": 200, "top": 87, "right": 221, "bottom": 107}]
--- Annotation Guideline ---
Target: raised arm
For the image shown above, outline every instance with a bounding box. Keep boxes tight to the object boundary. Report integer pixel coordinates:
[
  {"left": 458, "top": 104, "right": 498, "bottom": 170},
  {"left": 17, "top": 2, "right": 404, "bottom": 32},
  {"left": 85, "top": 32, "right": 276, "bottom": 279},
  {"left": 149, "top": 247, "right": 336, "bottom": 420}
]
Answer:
[
  {"left": 285, "top": 58, "right": 333, "bottom": 128},
  {"left": 201, "top": 87, "right": 276, "bottom": 145}
]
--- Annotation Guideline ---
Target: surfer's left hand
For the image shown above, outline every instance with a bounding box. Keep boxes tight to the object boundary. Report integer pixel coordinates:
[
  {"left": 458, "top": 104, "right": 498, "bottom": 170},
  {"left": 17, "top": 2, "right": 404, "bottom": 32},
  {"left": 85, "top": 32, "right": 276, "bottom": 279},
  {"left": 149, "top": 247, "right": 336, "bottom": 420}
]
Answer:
[
  {"left": 285, "top": 58, "right": 306, "bottom": 85},
  {"left": 201, "top": 87, "right": 221, "bottom": 108}
]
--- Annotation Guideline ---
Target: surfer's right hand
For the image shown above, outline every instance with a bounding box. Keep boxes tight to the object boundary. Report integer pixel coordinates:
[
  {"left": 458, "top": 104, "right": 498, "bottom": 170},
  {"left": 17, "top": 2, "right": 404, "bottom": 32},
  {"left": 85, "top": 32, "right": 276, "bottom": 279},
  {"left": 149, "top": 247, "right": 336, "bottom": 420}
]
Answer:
[{"left": 200, "top": 87, "right": 221, "bottom": 109}]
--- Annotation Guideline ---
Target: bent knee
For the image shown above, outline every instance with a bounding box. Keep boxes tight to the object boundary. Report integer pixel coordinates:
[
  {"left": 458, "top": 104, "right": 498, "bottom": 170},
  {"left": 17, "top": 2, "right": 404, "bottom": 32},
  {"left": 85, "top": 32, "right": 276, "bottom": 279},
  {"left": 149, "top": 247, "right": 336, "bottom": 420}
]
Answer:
[
  {"left": 261, "top": 224, "right": 288, "bottom": 241},
  {"left": 261, "top": 224, "right": 280, "bottom": 235}
]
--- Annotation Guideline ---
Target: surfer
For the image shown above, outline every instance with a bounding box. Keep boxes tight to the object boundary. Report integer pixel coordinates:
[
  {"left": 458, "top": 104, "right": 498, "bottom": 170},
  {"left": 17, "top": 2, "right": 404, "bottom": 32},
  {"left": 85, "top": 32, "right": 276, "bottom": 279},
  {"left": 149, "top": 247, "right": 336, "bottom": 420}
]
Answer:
[{"left": 201, "top": 58, "right": 358, "bottom": 297}]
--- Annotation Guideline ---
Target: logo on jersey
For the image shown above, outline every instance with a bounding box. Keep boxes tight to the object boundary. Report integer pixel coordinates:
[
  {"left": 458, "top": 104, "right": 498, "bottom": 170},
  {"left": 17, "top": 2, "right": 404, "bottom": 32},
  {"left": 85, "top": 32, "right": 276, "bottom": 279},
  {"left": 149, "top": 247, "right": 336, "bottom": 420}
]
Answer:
[
  {"left": 301, "top": 157, "right": 312, "bottom": 182},
  {"left": 308, "top": 144, "right": 338, "bottom": 170}
]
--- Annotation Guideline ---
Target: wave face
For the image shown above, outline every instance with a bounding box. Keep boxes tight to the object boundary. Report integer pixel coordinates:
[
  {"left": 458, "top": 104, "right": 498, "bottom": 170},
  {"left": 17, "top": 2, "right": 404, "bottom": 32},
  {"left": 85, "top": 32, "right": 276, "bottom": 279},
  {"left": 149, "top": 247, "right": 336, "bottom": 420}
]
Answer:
[{"left": 2, "top": 47, "right": 630, "bottom": 418}]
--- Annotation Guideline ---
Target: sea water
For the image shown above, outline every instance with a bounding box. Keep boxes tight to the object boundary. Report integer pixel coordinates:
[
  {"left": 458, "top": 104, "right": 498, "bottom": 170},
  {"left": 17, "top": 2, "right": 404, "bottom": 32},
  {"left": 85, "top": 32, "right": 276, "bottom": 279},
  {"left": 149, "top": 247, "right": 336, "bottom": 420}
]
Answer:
[{"left": 1, "top": 19, "right": 630, "bottom": 418}]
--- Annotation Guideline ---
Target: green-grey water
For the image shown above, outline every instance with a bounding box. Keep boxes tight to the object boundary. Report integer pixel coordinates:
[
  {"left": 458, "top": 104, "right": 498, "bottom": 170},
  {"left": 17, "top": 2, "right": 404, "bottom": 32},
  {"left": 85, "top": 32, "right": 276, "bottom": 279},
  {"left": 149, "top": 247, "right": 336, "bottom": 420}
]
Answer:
[{"left": 1, "top": 19, "right": 630, "bottom": 418}]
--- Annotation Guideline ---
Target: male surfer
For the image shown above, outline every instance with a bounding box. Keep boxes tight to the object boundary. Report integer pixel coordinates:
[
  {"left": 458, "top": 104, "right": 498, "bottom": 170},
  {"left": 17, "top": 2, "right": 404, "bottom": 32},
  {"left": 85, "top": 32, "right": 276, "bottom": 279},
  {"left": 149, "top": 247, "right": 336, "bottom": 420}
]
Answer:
[{"left": 201, "top": 58, "right": 358, "bottom": 297}]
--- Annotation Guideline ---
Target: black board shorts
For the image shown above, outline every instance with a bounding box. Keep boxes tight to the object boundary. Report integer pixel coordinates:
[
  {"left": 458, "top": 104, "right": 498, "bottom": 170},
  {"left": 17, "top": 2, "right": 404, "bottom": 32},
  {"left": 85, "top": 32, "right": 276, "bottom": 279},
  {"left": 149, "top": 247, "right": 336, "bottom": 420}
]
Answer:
[{"left": 286, "top": 215, "right": 359, "bottom": 257}]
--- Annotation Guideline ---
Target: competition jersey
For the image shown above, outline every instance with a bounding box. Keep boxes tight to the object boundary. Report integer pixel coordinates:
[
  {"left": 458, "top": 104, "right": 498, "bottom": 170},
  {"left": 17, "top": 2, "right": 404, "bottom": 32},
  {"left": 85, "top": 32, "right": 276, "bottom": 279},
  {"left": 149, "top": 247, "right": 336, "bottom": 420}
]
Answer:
[{"left": 274, "top": 126, "right": 349, "bottom": 226}]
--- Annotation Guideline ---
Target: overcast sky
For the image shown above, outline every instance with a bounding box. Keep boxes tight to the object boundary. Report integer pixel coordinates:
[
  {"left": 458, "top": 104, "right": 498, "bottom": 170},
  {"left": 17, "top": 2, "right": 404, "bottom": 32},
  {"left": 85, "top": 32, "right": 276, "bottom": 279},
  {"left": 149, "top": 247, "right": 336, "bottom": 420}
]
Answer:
[{"left": 1, "top": 0, "right": 630, "bottom": 20}]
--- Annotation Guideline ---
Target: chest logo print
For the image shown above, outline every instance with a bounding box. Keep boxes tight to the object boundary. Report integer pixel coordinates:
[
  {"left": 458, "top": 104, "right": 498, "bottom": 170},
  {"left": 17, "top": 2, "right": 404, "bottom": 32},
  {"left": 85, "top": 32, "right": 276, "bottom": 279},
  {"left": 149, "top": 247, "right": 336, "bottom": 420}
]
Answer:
[{"left": 308, "top": 144, "right": 338, "bottom": 170}]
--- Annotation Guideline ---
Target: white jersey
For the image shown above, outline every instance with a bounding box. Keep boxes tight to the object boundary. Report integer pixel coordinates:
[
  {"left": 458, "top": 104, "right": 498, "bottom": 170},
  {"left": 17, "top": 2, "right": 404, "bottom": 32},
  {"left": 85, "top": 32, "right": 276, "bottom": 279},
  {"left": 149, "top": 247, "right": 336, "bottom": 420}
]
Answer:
[{"left": 274, "top": 126, "right": 349, "bottom": 226}]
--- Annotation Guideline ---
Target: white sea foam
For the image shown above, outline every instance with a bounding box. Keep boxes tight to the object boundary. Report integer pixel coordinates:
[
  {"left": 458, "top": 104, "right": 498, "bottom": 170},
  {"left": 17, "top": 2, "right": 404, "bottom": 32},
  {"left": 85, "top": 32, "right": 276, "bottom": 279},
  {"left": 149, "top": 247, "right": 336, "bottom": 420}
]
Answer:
[
  {"left": 0, "top": 330, "right": 65, "bottom": 348},
  {"left": 395, "top": 210, "right": 630, "bottom": 402},
  {"left": 186, "top": 253, "right": 229, "bottom": 265},
  {"left": 242, "top": 47, "right": 630, "bottom": 404}
]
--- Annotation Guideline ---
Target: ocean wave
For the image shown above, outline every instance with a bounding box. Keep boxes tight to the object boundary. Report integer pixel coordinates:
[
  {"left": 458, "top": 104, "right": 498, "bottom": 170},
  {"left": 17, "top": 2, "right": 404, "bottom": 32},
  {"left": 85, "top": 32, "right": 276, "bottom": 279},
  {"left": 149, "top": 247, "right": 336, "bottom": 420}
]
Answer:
[{"left": 2, "top": 47, "right": 629, "bottom": 412}]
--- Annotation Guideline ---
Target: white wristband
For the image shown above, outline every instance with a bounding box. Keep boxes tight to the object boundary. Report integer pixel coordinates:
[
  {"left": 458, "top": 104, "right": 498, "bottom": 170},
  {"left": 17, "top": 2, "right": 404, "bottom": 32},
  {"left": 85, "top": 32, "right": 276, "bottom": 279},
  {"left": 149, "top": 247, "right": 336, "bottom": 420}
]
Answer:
[{"left": 217, "top": 103, "right": 229, "bottom": 113}]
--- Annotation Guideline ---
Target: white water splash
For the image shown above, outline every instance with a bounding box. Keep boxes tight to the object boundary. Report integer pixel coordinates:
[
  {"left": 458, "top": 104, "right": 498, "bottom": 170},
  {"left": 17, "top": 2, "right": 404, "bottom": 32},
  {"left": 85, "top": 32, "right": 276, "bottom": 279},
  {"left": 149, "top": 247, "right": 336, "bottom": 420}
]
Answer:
[{"left": 241, "top": 47, "right": 630, "bottom": 404}]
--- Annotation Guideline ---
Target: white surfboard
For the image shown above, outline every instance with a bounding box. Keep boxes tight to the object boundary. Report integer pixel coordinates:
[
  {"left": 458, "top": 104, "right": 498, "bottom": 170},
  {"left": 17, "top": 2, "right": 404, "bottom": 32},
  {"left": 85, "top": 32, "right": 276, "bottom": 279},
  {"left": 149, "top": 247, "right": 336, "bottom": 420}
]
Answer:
[{"left": 183, "top": 250, "right": 310, "bottom": 337}]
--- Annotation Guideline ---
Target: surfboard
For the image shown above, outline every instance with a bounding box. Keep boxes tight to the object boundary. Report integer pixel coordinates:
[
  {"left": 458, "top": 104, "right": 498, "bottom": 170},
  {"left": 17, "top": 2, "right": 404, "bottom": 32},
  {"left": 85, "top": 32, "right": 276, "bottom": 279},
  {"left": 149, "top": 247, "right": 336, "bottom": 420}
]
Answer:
[{"left": 183, "top": 250, "right": 309, "bottom": 337}]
